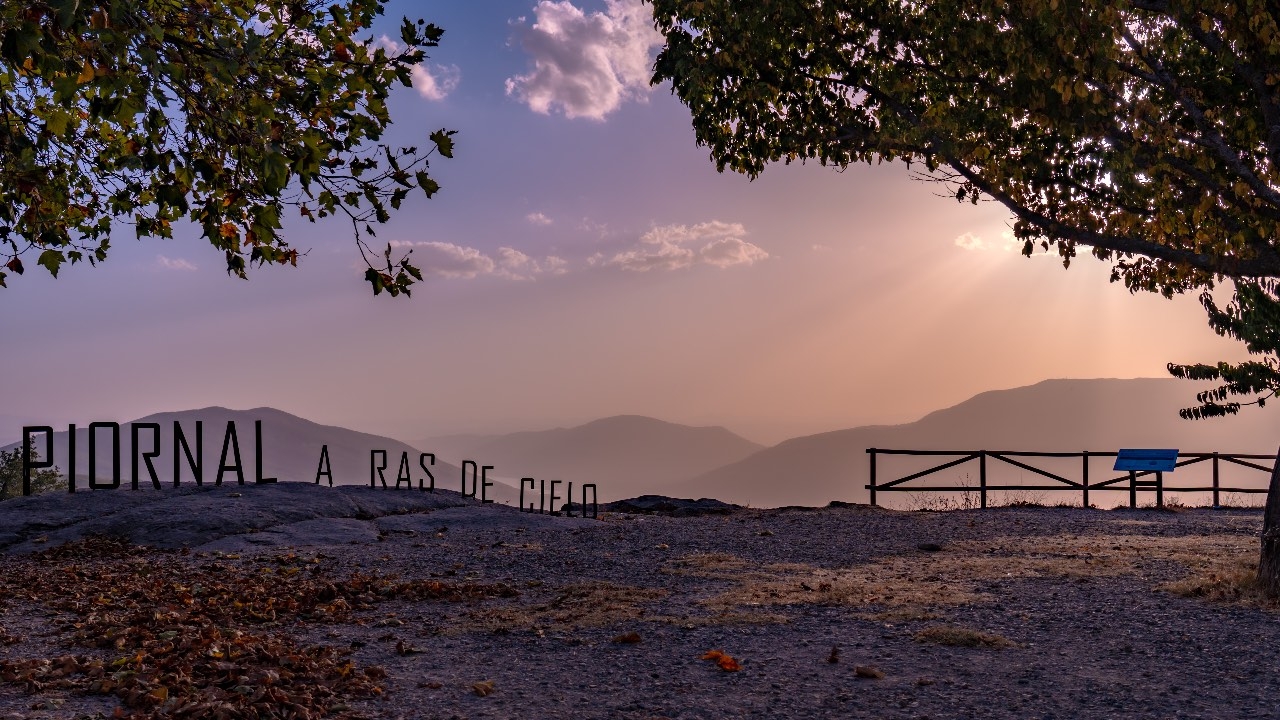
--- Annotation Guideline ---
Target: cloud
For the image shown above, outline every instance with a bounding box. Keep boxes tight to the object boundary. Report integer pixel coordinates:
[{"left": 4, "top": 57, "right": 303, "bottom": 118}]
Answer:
[
  {"left": 526, "top": 212, "right": 554, "bottom": 226},
  {"left": 543, "top": 256, "right": 569, "bottom": 274},
  {"left": 954, "top": 232, "right": 986, "bottom": 251},
  {"left": 412, "top": 64, "right": 460, "bottom": 101},
  {"left": 506, "top": 0, "right": 663, "bottom": 120},
  {"left": 397, "top": 241, "right": 496, "bottom": 279},
  {"left": 392, "top": 241, "right": 568, "bottom": 280},
  {"left": 156, "top": 255, "right": 196, "bottom": 271},
  {"left": 495, "top": 246, "right": 537, "bottom": 280},
  {"left": 609, "top": 221, "right": 769, "bottom": 272},
  {"left": 955, "top": 230, "right": 1031, "bottom": 253},
  {"left": 389, "top": 220, "right": 764, "bottom": 281},
  {"left": 701, "top": 236, "right": 771, "bottom": 268},
  {"left": 374, "top": 36, "right": 459, "bottom": 101}
]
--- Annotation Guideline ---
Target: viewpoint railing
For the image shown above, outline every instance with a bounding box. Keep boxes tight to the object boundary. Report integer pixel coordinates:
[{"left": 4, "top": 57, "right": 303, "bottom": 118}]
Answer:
[{"left": 865, "top": 448, "right": 1277, "bottom": 508}]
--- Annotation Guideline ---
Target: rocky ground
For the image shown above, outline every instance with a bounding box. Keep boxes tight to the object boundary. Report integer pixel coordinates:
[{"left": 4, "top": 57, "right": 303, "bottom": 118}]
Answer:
[{"left": 0, "top": 483, "right": 1274, "bottom": 719}]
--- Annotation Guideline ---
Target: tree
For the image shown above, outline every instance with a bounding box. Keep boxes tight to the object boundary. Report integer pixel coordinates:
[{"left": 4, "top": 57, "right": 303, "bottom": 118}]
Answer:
[
  {"left": 650, "top": 0, "right": 1280, "bottom": 592},
  {"left": 0, "top": 0, "right": 454, "bottom": 297},
  {"left": 0, "top": 446, "right": 61, "bottom": 500}
]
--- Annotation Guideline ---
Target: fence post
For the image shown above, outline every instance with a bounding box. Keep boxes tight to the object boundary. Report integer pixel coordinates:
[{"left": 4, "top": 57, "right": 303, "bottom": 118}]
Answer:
[
  {"left": 868, "top": 448, "right": 877, "bottom": 507},
  {"left": 1082, "top": 451, "right": 1089, "bottom": 508},
  {"left": 1212, "top": 452, "right": 1220, "bottom": 508},
  {"left": 979, "top": 450, "right": 987, "bottom": 509},
  {"left": 1129, "top": 470, "right": 1137, "bottom": 509}
]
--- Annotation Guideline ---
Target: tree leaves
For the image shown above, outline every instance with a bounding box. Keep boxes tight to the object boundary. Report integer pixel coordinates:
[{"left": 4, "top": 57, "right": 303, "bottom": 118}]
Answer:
[{"left": 0, "top": 1, "right": 454, "bottom": 297}]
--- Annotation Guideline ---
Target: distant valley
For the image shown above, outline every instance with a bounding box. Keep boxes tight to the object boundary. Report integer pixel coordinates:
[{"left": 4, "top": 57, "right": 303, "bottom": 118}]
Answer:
[{"left": 420, "top": 415, "right": 763, "bottom": 502}]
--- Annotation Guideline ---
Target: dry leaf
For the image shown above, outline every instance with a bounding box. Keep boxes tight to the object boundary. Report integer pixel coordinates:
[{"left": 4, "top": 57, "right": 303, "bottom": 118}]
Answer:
[
  {"left": 0, "top": 537, "right": 522, "bottom": 720},
  {"left": 472, "top": 680, "right": 495, "bottom": 697},
  {"left": 701, "top": 649, "right": 741, "bottom": 671},
  {"left": 612, "top": 632, "right": 642, "bottom": 644},
  {"left": 854, "top": 665, "right": 885, "bottom": 679}
]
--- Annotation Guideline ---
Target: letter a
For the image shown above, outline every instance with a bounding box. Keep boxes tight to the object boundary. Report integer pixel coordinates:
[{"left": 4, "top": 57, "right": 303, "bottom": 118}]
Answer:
[{"left": 315, "top": 445, "right": 333, "bottom": 486}]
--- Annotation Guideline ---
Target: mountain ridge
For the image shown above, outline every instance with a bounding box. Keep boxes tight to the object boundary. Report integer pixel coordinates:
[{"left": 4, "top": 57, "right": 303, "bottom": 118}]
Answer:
[
  {"left": 421, "top": 414, "right": 763, "bottom": 501},
  {"left": 665, "top": 377, "right": 1280, "bottom": 508}
]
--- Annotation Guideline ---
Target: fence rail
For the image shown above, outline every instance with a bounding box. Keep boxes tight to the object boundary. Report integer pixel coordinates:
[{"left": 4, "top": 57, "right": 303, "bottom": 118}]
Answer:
[{"left": 866, "top": 449, "right": 1277, "bottom": 508}]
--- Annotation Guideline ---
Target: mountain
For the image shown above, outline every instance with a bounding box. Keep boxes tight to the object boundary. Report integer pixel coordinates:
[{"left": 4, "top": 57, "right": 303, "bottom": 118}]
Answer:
[
  {"left": 1, "top": 407, "right": 507, "bottom": 499},
  {"left": 421, "top": 415, "right": 763, "bottom": 502},
  {"left": 669, "top": 378, "right": 1280, "bottom": 508}
]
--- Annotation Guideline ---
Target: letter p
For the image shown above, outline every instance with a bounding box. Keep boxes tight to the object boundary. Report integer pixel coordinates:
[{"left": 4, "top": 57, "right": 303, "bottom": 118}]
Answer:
[{"left": 22, "top": 426, "right": 53, "bottom": 497}]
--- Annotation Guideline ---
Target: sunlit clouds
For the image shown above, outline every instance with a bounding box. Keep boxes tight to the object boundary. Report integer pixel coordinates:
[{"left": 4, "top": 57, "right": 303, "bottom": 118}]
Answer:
[
  {"left": 526, "top": 212, "right": 554, "bottom": 226},
  {"left": 505, "top": 0, "right": 662, "bottom": 120},
  {"left": 373, "top": 35, "right": 459, "bottom": 101},
  {"left": 411, "top": 63, "right": 460, "bottom": 101},
  {"left": 394, "top": 241, "right": 494, "bottom": 279},
  {"left": 389, "top": 220, "right": 765, "bottom": 280},
  {"left": 390, "top": 241, "right": 566, "bottom": 280},
  {"left": 156, "top": 256, "right": 197, "bottom": 271},
  {"left": 609, "top": 221, "right": 768, "bottom": 272},
  {"left": 954, "top": 230, "right": 1025, "bottom": 253},
  {"left": 954, "top": 232, "right": 986, "bottom": 251},
  {"left": 495, "top": 247, "right": 568, "bottom": 280}
]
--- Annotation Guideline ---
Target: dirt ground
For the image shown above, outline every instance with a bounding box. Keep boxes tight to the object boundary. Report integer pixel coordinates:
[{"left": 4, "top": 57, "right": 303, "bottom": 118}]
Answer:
[{"left": 0, "top": 485, "right": 1275, "bottom": 719}]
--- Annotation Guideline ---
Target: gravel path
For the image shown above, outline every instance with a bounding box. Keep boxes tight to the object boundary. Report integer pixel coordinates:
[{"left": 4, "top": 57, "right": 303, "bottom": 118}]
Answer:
[{"left": 0, "top": 485, "right": 1274, "bottom": 719}]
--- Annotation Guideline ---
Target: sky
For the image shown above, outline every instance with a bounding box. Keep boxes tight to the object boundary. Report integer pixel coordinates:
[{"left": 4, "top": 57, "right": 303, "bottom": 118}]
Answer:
[{"left": 0, "top": 0, "right": 1259, "bottom": 447}]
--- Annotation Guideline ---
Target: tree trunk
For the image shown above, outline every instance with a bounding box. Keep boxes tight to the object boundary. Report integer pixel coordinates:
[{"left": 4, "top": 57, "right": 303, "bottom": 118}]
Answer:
[{"left": 1258, "top": 444, "right": 1280, "bottom": 596}]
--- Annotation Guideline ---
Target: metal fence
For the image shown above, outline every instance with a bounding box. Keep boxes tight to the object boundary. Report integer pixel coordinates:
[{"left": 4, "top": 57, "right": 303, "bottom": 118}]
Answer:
[{"left": 865, "top": 448, "right": 1276, "bottom": 508}]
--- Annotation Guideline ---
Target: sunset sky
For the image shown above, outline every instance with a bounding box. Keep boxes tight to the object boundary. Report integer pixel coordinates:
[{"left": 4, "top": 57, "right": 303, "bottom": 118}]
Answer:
[{"left": 0, "top": 0, "right": 1257, "bottom": 446}]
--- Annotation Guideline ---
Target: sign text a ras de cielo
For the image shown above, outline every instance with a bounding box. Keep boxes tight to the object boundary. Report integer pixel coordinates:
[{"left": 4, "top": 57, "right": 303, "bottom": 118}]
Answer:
[{"left": 19, "top": 419, "right": 598, "bottom": 517}]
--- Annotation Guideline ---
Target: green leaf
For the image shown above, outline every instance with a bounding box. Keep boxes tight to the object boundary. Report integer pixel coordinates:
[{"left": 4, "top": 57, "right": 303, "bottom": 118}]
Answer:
[
  {"left": 365, "top": 267, "right": 384, "bottom": 295},
  {"left": 50, "top": 0, "right": 79, "bottom": 28},
  {"left": 416, "top": 172, "right": 440, "bottom": 198},
  {"left": 430, "top": 129, "right": 455, "bottom": 158},
  {"left": 37, "top": 250, "right": 64, "bottom": 278}
]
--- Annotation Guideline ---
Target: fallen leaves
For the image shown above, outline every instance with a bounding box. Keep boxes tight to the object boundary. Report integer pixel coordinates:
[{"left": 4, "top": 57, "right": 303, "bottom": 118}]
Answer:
[
  {"left": 612, "top": 631, "right": 642, "bottom": 644},
  {"left": 854, "top": 665, "right": 885, "bottom": 679},
  {"left": 0, "top": 537, "right": 522, "bottom": 719},
  {"left": 701, "top": 649, "right": 741, "bottom": 672}
]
